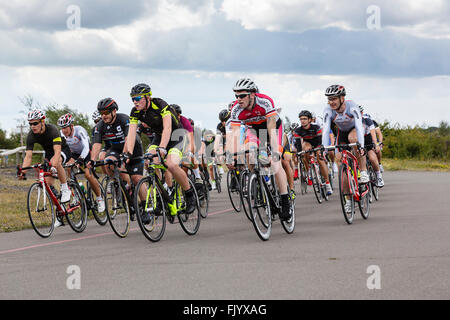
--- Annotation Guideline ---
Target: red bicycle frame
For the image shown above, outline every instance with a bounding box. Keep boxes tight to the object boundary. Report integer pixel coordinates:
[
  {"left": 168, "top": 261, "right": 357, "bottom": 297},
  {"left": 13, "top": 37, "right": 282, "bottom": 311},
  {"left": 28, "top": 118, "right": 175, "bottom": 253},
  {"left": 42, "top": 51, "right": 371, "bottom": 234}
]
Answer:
[{"left": 336, "top": 144, "right": 368, "bottom": 202}]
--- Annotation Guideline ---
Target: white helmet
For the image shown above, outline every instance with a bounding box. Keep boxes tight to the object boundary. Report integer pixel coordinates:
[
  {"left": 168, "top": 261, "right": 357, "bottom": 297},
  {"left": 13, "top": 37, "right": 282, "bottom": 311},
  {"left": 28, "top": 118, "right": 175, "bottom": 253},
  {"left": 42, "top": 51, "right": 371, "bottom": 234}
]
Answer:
[
  {"left": 57, "top": 113, "right": 74, "bottom": 128},
  {"left": 233, "top": 77, "right": 257, "bottom": 92},
  {"left": 92, "top": 110, "right": 101, "bottom": 122},
  {"left": 27, "top": 109, "right": 45, "bottom": 121}
]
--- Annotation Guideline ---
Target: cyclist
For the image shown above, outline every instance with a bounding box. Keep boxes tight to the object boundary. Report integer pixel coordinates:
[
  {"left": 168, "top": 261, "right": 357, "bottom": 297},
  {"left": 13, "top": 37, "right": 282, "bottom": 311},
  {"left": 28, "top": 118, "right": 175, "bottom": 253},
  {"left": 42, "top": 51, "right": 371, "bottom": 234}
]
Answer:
[
  {"left": 91, "top": 110, "right": 108, "bottom": 175},
  {"left": 226, "top": 77, "right": 291, "bottom": 221},
  {"left": 322, "top": 85, "right": 368, "bottom": 181},
  {"left": 215, "top": 109, "right": 230, "bottom": 173},
  {"left": 359, "top": 106, "right": 384, "bottom": 187},
  {"left": 362, "top": 110, "right": 384, "bottom": 172},
  {"left": 89, "top": 98, "right": 145, "bottom": 221},
  {"left": 200, "top": 129, "right": 218, "bottom": 190},
  {"left": 18, "top": 109, "right": 72, "bottom": 204},
  {"left": 125, "top": 83, "right": 196, "bottom": 214},
  {"left": 294, "top": 110, "right": 333, "bottom": 196},
  {"left": 57, "top": 113, "right": 105, "bottom": 213}
]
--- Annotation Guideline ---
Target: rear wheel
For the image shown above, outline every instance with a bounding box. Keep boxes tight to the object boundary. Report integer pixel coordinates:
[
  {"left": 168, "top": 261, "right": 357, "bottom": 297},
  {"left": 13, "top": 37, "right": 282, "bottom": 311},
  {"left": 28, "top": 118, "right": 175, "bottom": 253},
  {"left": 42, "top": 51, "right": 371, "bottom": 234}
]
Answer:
[
  {"left": 87, "top": 181, "right": 108, "bottom": 225},
  {"left": 310, "top": 165, "right": 323, "bottom": 204},
  {"left": 65, "top": 181, "right": 88, "bottom": 233},
  {"left": 177, "top": 179, "right": 201, "bottom": 236},
  {"left": 27, "top": 182, "right": 55, "bottom": 238}
]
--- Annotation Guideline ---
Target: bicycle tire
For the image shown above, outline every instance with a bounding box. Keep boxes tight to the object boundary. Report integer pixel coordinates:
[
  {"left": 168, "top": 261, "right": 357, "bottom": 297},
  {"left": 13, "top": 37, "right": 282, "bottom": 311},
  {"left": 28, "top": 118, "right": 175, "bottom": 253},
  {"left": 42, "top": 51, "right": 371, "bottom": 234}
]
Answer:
[
  {"left": 105, "top": 178, "right": 130, "bottom": 238},
  {"left": 134, "top": 176, "right": 166, "bottom": 242},
  {"left": 177, "top": 179, "right": 201, "bottom": 236},
  {"left": 27, "top": 182, "right": 55, "bottom": 238},
  {"left": 64, "top": 181, "right": 88, "bottom": 233},
  {"left": 227, "top": 170, "right": 241, "bottom": 212},
  {"left": 239, "top": 169, "right": 253, "bottom": 222},
  {"left": 338, "top": 163, "right": 355, "bottom": 224},
  {"left": 298, "top": 161, "right": 308, "bottom": 195},
  {"left": 87, "top": 181, "right": 108, "bottom": 226},
  {"left": 358, "top": 183, "right": 370, "bottom": 219},
  {"left": 215, "top": 166, "right": 222, "bottom": 193},
  {"left": 247, "top": 172, "right": 272, "bottom": 241},
  {"left": 310, "top": 165, "right": 323, "bottom": 204},
  {"left": 280, "top": 191, "right": 295, "bottom": 234}
]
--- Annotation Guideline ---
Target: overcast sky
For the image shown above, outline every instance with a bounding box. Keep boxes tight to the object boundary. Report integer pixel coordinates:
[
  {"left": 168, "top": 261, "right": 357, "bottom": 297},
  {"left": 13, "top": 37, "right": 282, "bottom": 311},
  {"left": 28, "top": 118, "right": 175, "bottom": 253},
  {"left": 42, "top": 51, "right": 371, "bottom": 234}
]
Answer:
[{"left": 1, "top": 0, "right": 449, "bottom": 135}]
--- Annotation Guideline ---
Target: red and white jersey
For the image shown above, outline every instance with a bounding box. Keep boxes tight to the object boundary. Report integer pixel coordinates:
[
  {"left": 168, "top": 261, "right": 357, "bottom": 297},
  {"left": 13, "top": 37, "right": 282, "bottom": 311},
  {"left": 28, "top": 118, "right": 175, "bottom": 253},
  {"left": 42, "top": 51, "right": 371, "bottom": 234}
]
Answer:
[{"left": 229, "top": 93, "right": 279, "bottom": 130}]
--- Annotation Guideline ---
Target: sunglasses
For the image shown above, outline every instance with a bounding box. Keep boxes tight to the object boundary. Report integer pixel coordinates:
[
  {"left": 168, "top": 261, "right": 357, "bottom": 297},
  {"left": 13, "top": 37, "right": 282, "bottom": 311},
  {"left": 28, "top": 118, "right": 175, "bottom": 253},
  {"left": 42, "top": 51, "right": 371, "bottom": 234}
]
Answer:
[
  {"left": 235, "top": 93, "right": 251, "bottom": 99},
  {"left": 29, "top": 121, "right": 40, "bottom": 127},
  {"left": 100, "top": 110, "right": 111, "bottom": 116},
  {"left": 132, "top": 95, "right": 144, "bottom": 102}
]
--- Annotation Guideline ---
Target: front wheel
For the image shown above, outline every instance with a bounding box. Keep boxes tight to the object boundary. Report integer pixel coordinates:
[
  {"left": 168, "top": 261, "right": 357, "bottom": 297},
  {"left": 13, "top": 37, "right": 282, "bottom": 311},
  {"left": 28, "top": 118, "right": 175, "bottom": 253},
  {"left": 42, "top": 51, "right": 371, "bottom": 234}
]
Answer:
[
  {"left": 239, "top": 170, "right": 253, "bottom": 222},
  {"left": 247, "top": 173, "right": 272, "bottom": 241},
  {"left": 338, "top": 164, "right": 355, "bottom": 224},
  {"left": 105, "top": 178, "right": 130, "bottom": 238},
  {"left": 134, "top": 176, "right": 166, "bottom": 242},
  {"left": 227, "top": 170, "right": 241, "bottom": 212},
  {"left": 310, "top": 165, "right": 323, "bottom": 204},
  {"left": 87, "top": 181, "right": 108, "bottom": 226},
  {"left": 27, "top": 182, "right": 55, "bottom": 238},
  {"left": 65, "top": 181, "right": 88, "bottom": 233},
  {"left": 358, "top": 183, "right": 370, "bottom": 219}
]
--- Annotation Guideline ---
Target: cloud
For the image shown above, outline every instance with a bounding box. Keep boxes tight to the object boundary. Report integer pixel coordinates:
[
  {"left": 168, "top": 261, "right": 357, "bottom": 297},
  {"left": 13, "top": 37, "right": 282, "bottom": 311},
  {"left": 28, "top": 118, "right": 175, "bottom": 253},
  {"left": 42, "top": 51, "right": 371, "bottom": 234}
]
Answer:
[{"left": 221, "top": 0, "right": 450, "bottom": 38}]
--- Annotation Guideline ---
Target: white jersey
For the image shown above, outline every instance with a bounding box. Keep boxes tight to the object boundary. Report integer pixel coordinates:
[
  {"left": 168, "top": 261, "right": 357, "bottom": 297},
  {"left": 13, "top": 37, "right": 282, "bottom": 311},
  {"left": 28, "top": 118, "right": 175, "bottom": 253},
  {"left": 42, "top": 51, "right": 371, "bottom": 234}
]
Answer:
[{"left": 61, "top": 125, "right": 90, "bottom": 159}]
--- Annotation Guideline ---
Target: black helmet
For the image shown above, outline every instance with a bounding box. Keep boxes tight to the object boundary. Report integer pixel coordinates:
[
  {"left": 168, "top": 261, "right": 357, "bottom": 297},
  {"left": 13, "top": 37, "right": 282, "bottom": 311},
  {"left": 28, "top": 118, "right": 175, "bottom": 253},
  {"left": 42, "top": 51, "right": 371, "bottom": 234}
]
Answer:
[
  {"left": 171, "top": 104, "right": 182, "bottom": 115},
  {"left": 97, "top": 98, "right": 118, "bottom": 112},
  {"left": 298, "top": 110, "right": 312, "bottom": 119},
  {"left": 130, "top": 83, "right": 152, "bottom": 97},
  {"left": 219, "top": 109, "right": 230, "bottom": 122},
  {"left": 325, "top": 85, "right": 346, "bottom": 97}
]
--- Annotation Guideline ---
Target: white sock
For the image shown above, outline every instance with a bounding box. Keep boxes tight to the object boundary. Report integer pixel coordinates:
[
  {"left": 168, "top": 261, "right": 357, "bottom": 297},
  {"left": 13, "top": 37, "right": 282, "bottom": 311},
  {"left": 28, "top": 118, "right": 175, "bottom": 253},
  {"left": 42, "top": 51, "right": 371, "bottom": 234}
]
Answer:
[
  {"left": 193, "top": 168, "right": 201, "bottom": 179},
  {"left": 376, "top": 171, "right": 382, "bottom": 179}
]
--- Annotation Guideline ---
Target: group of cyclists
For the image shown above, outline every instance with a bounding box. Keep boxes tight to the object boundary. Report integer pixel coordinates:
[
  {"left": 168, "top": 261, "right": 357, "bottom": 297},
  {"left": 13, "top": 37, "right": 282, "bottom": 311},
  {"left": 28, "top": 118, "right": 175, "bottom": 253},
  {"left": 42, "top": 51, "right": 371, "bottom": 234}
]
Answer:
[{"left": 17, "top": 78, "right": 385, "bottom": 232}]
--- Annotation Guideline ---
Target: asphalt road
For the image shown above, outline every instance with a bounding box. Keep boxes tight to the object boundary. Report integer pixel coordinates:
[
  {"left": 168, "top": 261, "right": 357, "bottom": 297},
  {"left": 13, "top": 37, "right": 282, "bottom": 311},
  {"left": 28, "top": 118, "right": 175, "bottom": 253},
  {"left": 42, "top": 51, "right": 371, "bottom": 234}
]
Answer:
[{"left": 1, "top": 171, "right": 449, "bottom": 300}]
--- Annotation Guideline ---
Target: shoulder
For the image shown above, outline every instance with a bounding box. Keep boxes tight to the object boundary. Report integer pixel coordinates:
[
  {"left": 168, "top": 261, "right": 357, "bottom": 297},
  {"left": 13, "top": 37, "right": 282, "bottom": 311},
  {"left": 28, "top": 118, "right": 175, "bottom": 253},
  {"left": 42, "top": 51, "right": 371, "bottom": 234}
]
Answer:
[
  {"left": 255, "top": 93, "right": 275, "bottom": 108},
  {"left": 152, "top": 98, "right": 169, "bottom": 109}
]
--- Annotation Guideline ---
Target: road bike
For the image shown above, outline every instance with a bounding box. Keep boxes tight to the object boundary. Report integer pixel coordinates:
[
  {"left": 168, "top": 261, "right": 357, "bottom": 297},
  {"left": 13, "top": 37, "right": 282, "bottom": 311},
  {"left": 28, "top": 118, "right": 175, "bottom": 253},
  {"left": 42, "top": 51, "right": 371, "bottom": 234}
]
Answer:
[
  {"left": 133, "top": 150, "right": 201, "bottom": 242},
  {"left": 297, "top": 147, "right": 329, "bottom": 204},
  {"left": 20, "top": 162, "right": 87, "bottom": 238},
  {"left": 326, "top": 143, "right": 370, "bottom": 224}
]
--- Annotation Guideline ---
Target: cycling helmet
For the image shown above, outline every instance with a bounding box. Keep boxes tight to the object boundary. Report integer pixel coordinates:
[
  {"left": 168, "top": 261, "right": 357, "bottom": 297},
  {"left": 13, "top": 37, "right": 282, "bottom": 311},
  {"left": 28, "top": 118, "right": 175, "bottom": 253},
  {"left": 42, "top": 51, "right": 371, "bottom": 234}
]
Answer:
[
  {"left": 219, "top": 109, "right": 230, "bottom": 122},
  {"left": 203, "top": 130, "right": 215, "bottom": 142},
  {"left": 290, "top": 123, "right": 299, "bottom": 131},
  {"left": 298, "top": 110, "right": 312, "bottom": 119},
  {"left": 325, "top": 85, "right": 346, "bottom": 97},
  {"left": 97, "top": 98, "right": 118, "bottom": 112},
  {"left": 57, "top": 113, "right": 74, "bottom": 128},
  {"left": 92, "top": 110, "right": 101, "bottom": 123},
  {"left": 130, "top": 83, "right": 152, "bottom": 97},
  {"left": 359, "top": 105, "right": 364, "bottom": 112},
  {"left": 171, "top": 104, "right": 182, "bottom": 115},
  {"left": 27, "top": 109, "right": 45, "bottom": 121},
  {"left": 233, "top": 77, "right": 257, "bottom": 92}
]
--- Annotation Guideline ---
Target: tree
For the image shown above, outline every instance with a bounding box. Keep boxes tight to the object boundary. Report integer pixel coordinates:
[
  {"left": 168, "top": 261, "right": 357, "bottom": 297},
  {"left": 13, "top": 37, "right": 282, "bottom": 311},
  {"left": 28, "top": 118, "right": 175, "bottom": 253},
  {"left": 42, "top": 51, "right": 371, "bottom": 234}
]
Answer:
[{"left": 44, "top": 104, "right": 92, "bottom": 134}]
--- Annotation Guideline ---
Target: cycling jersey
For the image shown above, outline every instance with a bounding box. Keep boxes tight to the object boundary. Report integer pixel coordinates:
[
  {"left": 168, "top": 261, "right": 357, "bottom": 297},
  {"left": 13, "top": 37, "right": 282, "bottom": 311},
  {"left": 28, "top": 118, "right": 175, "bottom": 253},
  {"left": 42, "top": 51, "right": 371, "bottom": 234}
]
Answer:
[
  {"left": 93, "top": 113, "right": 143, "bottom": 156},
  {"left": 129, "top": 98, "right": 181, "bottom": 135},
  {"left": 26, "top": 123, "right": 68, "bottom": 154},
  {"left": 179, "top": 115, "right": 193, "bottom": 133},
  {"left": 61, "top": 125, "right": 90, "bottom": 160},
  {"left": 26, "top": 123, "right": 71, "bottom": 163},
  {"left": 362, "top": 116, "right": 375, "bottom": 136},
  {"left": 293, "top": 124, "right": 323, "bottom": 150},
  {"left": 322, "top": 100, "right": 364, "bottom": 148},
  {"left": 230, "top": 93, "right": 281, "bottom": 131}
]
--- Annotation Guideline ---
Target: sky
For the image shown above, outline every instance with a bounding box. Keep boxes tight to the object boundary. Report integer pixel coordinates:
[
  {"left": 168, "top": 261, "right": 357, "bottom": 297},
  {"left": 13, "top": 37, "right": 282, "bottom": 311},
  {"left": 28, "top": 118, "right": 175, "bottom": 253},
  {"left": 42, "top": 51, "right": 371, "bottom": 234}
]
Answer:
[{"left": 1, "top": 0, "right": 449, "bottom": 135}]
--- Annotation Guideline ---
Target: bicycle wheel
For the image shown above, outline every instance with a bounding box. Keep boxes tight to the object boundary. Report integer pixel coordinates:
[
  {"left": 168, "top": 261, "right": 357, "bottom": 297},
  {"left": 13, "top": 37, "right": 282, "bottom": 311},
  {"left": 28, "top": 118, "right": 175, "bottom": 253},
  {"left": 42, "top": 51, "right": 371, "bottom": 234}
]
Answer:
[
  {"left": 105, "top": 178, "right": 130, "bottom": 238},
  {"left": 27, "top": 182, "right": 55, "bottom": 238},
  {"left": 338, "top": 163, "right": 355, "bottom": 224},
  {"left": 239, "top": 169, "right": 253, "bottom": 221},
  {"left": 247, "top": 173, "right": 272, "bottom": 241},
  {"left": 64, "top": 181, "right": 88, "bottom": 233},
  {"left": 215, "top": 166, "right": 222, "bottom": 193},
  {"left": 227, "top": 170, "right": 241, "bottom": 212},
  {"left": 87, "top": 181, "right": 108, "bottom": 226},
  {"left": 367, "top": 160, "right": 379, "bottom": 201},
  {"left": 196, "top": 170, "right": 209, "bottom": 219},
  {"left": 310, "top": 165, "right": 323, "bottom": 204},
  {"left": 358, "top": 183, "right": 370, "bottom": 219},
  {"left": 177, "top": 180, "right": 201, "bottom": 235},
  {"left": 134, "top": 176, "right": 166, "bottom": 242},
  {"left": 298, "top": 161, "right": 308, "bottom": 195}
]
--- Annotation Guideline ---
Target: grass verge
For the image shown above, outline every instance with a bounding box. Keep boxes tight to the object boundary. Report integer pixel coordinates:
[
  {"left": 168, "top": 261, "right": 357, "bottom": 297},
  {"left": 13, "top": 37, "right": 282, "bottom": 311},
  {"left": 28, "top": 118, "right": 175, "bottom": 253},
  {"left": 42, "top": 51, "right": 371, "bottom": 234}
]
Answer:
[{"left": 382, "top": 158, "right": 450, "bottom": 172}]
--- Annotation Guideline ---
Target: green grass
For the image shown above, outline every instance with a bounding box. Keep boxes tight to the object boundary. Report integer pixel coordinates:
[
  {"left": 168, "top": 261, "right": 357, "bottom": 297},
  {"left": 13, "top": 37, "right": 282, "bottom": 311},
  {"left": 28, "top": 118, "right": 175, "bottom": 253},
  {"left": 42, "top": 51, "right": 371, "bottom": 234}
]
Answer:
[{"left": 382, "top": 158, "right": 450, "bottom": 172}]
